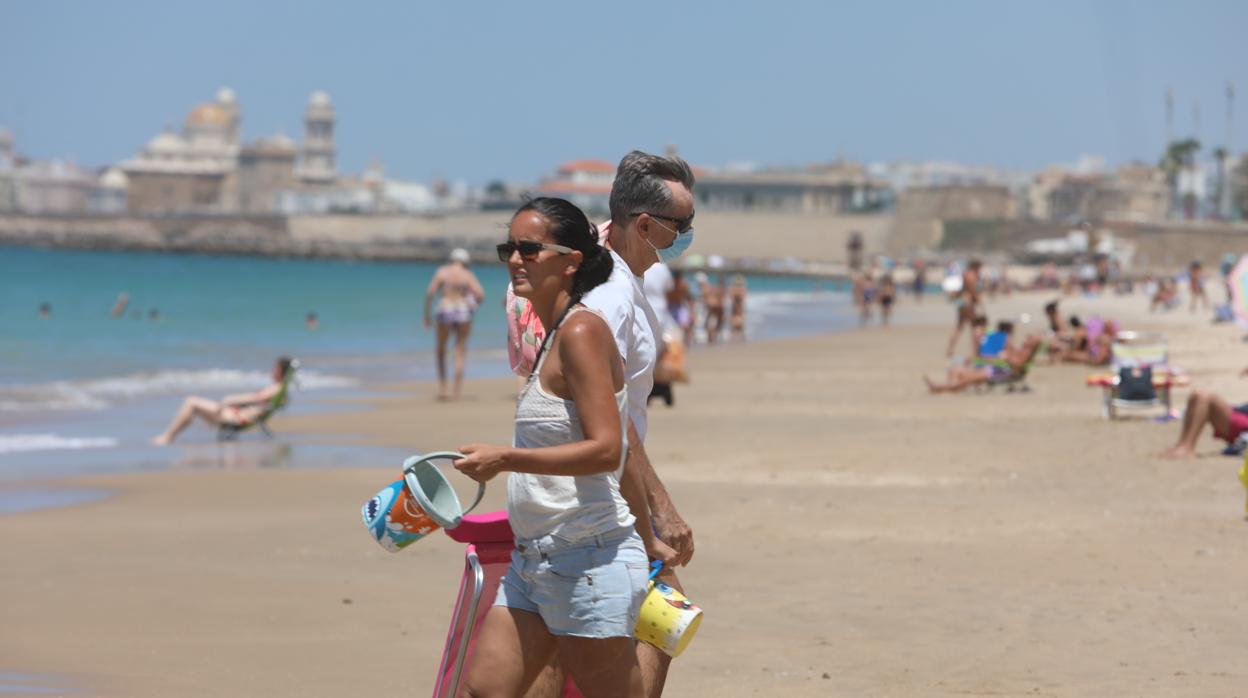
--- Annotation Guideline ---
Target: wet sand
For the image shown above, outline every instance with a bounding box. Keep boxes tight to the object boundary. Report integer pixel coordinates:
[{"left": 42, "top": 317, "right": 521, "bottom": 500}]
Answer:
[{"left": 2, "top": 291, "right": 1246, "bottom": 697}]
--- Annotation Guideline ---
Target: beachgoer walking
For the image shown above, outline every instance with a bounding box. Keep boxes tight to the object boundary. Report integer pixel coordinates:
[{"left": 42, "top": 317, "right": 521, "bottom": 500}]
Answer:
[
  {"left": 502, "top": 151, "right": 698, "bottom": 698},
  {"left": 456, "top": 198, "right": 668, "bottom": 698},
  {"left": 945, "top": 259, "right": 982, "bottom": 357},
  {"left": 152, "top": 357, "right": 292, "bottom": 445},
  {"left": 878, "top": 273, "right": 896, "bottom": 327},
  {"left": 1189, "top": 260, "right": 1208, "bottom": 313},
  {"left": 702, "top": 275, "right": 725, "bottom": 343},
  {"left": 424, "top": 248, "right": 485, "bottom": 401},
  {"left": 847, "top": 231, "right": 863, "bottom": 271},
  {"left": 666, "top": 269, "right": 696, "bottom": 347},
  {"left": 728, "top": 274, "right": 747, "bottom": 341},
  {"left": 853, "top": 271, "right": 875, "bottom": 327},
  {"left": 911, "top": 260, "right": 926, "bottom": 301}
]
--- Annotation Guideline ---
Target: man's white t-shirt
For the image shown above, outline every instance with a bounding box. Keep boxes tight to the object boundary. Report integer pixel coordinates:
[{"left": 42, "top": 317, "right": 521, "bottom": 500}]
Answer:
[
  {"left": 581, "top": 249, "right": 660, "bottom": 440},
  {"left": 642, "top": 263, "right": 673, "bottom": 326}
]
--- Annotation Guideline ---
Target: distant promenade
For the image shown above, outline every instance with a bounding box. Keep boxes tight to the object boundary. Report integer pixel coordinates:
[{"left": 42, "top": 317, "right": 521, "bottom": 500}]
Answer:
[
  {"left": 0, "top": 211, "right": 893, "bottom": 278},
  {"left": 3, "top": 210, "right": 1243, "bottom": 276}
]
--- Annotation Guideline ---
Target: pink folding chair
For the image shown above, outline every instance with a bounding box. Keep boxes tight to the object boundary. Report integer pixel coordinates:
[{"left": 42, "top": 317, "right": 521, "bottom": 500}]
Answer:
[{"left": 433, "top": 511, "right": 583, "bottom": 697}]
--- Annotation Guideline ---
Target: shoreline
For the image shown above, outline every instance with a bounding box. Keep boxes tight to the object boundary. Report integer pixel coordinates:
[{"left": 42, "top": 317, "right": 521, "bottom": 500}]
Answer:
[{"left": 4, "top": 289, "right": 1248, "bottom": 696}]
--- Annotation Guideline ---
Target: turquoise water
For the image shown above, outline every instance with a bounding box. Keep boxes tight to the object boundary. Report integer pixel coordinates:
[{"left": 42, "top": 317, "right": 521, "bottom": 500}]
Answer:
[{"left": 0, "top": 245, "right": 853, "bottom": 476}]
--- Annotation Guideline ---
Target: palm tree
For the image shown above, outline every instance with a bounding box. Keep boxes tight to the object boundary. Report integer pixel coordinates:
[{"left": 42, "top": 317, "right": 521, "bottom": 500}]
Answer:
[
  {"left": 1213, "top": 147, "right": 1229, "bottom": 219},
  {"left": 1158, "top": 138, "right": 1201, "bottom": 218}
]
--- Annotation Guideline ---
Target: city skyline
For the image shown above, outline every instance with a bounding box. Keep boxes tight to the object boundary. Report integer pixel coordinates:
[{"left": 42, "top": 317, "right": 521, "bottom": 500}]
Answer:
[{"left": 4, "top": 0, "right": 1248, "bottom": 184}]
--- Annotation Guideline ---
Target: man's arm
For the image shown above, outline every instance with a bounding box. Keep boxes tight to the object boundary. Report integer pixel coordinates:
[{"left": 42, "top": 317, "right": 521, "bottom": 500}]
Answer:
[{"left": 625, "top": 417, "right": 693, "bottom": 566}]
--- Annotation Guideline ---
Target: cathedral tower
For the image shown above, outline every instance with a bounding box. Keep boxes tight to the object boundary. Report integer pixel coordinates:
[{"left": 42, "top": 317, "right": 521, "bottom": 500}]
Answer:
[{"left": 297, "top": 91, "right": 336, "bottom": 184}]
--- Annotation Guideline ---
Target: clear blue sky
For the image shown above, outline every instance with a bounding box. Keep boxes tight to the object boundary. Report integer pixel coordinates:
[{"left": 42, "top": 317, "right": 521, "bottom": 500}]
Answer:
[{"left": 4, "top": 0, "right": 1247, "bottom": 183}]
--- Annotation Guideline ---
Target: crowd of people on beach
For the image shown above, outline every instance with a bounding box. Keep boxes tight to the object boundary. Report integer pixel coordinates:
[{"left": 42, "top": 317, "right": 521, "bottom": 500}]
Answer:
[{"left": 918, "top": 250, "right": 1248, "bottom": 467}]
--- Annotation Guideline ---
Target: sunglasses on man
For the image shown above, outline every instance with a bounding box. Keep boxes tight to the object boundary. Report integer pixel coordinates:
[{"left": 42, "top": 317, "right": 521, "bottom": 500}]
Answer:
[
  {"left": 495, "top": 240, "right": 575, "bottom": 263},
  {"left": 635, "top": 211, "right": 695, "bottom": 235}
]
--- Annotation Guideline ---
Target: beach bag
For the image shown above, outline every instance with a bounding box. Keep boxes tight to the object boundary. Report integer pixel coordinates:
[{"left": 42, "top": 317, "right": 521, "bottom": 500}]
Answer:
[{"left": 1116, "top": 366, "right": 1154, "bottom": 402}]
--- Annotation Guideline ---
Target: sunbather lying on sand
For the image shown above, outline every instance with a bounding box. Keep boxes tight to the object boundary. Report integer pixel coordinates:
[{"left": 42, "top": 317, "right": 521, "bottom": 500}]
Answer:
[
  {"left": 1161, "top": 370, "right": 1248, "bottom": 458},
  {"left": 924, "top": 322, "right": 1043, "bottom": 394},
  {"left": 1055, "top": 317, "right": 1116, "bottom": 366}
]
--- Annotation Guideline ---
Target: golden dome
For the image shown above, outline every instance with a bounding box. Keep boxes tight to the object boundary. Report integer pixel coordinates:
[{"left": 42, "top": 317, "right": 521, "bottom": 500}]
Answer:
[{"left": 185, "top": 102, "right": 230, "bottom": 128}]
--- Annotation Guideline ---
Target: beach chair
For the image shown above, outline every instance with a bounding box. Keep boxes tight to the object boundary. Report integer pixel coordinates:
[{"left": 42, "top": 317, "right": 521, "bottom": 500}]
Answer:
[
  {"left": 434, "top": 511, "right": 583, "bottom": 698},
  {"left": 1086, "top": 333, "right": 1186, "bottom": 419},
  {"left": 971, "top": 331, "right": 1033, "bottom": 393},
  {"left": 217, "top": 360, "right": 298, "bottom": 440}
]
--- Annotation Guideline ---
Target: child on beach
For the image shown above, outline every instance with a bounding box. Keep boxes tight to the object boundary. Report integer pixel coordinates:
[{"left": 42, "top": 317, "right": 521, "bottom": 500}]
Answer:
[
  {"left": 452, "top": 198, "right": 669, "bottom": 697},
  {"left": 151, "top": 357, "right": 293, "bottom": 445}
]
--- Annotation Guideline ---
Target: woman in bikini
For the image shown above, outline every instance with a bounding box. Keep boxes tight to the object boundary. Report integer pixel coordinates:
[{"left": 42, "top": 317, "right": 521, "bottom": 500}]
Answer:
[
  {"left": 453, "top": 198, "right": 668, "bottom": 698},
  {"left": 152, "top": 356, "right": 292, "bottom": 445},
  {"left": 424, "top": 248, "right": 486, "bottom": 401}
]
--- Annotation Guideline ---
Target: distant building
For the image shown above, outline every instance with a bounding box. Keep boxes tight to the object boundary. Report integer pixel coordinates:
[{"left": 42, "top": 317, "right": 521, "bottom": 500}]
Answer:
[
  {"left": 88, "top": 167, "right": 128, "bottom": 213},
  {"left": 118, "top": 87, "right": 345, "bottom": 215},
  {"left": 533, "top": 159, "right": 615, "bottom": 215},
  {"left": 16, "top": 159, "right": 95, "bottom": 214},
  {"left": 236, "top": 135, "right": 298, "bottom": 214},
  {"left": 1026, "top": 164, "right": 1167, "bottom": 223},
  {"left": 0, "top": 128, "right": 16, "bottom": 212},
  {"left": 297, "top": 91, "right": 337, "bottom": 184},
  {"left": 119, "top": 88, "right": 242, "bottom": 214},
  {"left": 696, "top": 160, "right": 889, "bottom": 214}
]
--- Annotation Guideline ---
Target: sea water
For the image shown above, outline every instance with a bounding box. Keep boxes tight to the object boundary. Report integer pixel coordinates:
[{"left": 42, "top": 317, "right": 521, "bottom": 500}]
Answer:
[{"left": 0, "top": 245, "right": 856, "bottom": 483}]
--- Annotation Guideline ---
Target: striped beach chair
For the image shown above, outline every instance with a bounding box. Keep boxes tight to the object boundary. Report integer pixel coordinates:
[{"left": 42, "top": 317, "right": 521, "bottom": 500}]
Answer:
[{"left": 1087, "top": 333, "right": 1185, "bottom": 419}]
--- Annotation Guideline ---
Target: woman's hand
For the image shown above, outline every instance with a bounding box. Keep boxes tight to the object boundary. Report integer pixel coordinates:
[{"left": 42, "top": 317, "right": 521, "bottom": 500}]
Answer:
[{"left": 453, "top": 444, "right": 510, "bottom": 482}]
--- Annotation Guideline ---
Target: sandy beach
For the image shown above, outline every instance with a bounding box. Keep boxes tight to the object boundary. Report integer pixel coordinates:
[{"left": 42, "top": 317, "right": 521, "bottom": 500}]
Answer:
[{"left": 3, "top": 290, "right": 1247, "bottom": 697}]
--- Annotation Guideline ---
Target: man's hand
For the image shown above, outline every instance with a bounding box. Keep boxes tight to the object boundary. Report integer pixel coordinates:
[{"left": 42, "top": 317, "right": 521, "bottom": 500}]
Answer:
[
  {"left": 653, "top": 506, "right": 694, "bottom": 566},
  {"left": 646, "top": 536, "right": 679, "bottom": 568},
  {"left": 453, "top": 444, "right": 509, "bottom": 483}
]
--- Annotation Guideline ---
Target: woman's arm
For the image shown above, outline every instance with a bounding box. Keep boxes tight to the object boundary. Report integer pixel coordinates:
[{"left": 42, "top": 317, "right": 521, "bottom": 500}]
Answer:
[
  {"left": 221, "top": 383, "right": 279, "bottom": 407},
  {"left": 423, "top": 271, "right": 443, "bottom": 328},
  {"left": 454, "top": 314, "right": 622, "bottom": 481}
]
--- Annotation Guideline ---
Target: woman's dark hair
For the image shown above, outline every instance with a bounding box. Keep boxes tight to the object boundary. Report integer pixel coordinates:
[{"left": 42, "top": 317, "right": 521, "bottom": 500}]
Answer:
[
  {"left": 513, "top": 197, "right": 613, "bottom": 298},
  {"left": 275, "top": 355, "right": 294, "bottom": 379}
]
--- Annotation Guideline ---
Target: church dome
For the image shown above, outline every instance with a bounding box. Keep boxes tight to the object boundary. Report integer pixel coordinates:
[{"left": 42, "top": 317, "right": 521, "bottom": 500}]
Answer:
[
  {"left": 309, "top": 90, "right": 332, "bottom": 107},
  {"left": 98, "top": 167, "right": 129, "bottom": 189},
  {"left": 186, "top": 102, "right": 231, "bottom": 128},
  {"left": 147, "top": 130, "right": 187, "bottom": 154},
  {"left": 216, "top": 87, "right": 237, "bottom": 105}
]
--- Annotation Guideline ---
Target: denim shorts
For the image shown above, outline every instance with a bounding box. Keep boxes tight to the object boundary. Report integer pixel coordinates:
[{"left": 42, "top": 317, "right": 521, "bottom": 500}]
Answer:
[{"left": 493, "top": 527, "right": 649, "bottom": 638}]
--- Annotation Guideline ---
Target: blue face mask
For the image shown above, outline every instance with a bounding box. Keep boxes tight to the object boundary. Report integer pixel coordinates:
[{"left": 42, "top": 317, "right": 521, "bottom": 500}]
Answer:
[{"left": 646, "top": 221, "right": 695, "bottom": 264}]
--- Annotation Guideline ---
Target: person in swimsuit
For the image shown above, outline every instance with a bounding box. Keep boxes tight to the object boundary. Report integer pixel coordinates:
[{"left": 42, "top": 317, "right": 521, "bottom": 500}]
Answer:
[
  {"left": 424, "top": 248, "right": 485, "bottom": 401},
  {"left": 454, "top": 198, "right": 670, "bottom": 698},
  {"left": 701, "top": 274, "right": 725, "bottom": 343},
  {"left": 1161, "top": 369, "right": 1248, "bottom": 458},
  {"left": 666, "top": 269, "right": 695, "bottom": 347},
  {"left": 878, "top": 273, "right": 896, "bottom": 327},
  {"left": 924, "top": 324, "right": 1042, "bottom": 394},
  {"left": 946, "top": 259, "right": 982, "bottom": 357},
  {"left": 728, "top": 274, "right": 747, "bottom": 341},
  {"left": 151, "top": 357, "right": 292, "bottom": 445}
]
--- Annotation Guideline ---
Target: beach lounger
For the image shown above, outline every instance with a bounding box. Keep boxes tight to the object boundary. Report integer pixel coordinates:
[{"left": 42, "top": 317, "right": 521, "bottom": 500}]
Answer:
[
  {"left": 217, "top": 360, "right": 298, "bottom": 440},
  {"left": 434, "top": 511, "right": 583, "bottom": 698},
  {"left": 1085, "top": 334, "right": 1186, "bottom": 419},
  {"left": 971, "top": 331, "right": 1034, "bottom": 393}
]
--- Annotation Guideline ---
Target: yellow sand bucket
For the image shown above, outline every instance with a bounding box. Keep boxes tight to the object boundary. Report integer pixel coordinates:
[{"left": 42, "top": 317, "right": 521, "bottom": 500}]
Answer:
[{"left": 634, "top": 562, "right": 703, "bottom": 658}]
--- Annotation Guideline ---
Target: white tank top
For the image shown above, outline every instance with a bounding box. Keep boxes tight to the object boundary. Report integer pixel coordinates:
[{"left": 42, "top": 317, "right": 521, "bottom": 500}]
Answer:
[{"left": 507, "top": 306, "right": 633, "bottom": 542}]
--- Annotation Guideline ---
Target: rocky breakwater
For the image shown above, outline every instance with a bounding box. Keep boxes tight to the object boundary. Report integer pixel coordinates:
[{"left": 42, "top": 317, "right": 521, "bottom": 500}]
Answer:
[{"left": 0, "top": 211, "right": 512, "bottom": 261}]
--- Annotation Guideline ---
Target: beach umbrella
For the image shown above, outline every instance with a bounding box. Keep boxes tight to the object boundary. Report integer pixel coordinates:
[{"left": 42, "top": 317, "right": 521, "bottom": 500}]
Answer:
[{"left": 1229, "top": 254, "right": 1248, "bottom": 327}]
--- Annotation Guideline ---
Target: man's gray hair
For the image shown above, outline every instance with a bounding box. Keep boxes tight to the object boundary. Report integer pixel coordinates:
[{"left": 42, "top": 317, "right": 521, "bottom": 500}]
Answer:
[{"left": 608, "top": 150, "right": 696, "bottom": 223}]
